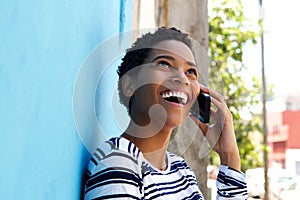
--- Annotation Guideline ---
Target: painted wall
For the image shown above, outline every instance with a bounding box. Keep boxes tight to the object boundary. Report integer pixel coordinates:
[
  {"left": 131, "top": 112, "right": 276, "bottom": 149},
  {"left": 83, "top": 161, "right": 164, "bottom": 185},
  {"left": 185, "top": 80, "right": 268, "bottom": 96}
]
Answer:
[
  {"left": 0, "top": 0, "right": 132, "bottom": 199},
  {"left": 283, "top": 111, "right": 300, "bottom": 148},
  {"left": 286, "top": 149, "right": 300, "bottom": 175}
]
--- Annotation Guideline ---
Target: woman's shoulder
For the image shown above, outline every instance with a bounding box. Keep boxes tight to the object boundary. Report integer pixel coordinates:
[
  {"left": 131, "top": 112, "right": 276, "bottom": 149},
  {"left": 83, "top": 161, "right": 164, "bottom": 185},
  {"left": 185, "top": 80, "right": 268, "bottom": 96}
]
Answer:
[
  {"left": 84, "top": 137, "right": 144, "bottom": 199},
  {"left": 86, "top": 137, "right": 142, "bottom": 175},
  {"left": 167, "top": 151, "right": 185, "bottom": 163},
  {"left": 167, "top": 151, "right": 193, "bottom": 171}
]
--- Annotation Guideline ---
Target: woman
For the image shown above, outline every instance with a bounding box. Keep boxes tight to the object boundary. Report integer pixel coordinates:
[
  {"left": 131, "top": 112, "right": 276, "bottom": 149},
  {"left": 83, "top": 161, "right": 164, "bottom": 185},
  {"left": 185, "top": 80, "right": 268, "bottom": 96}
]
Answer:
[{"left": 84, "top": 27, "right": 247, "bottom": 199}]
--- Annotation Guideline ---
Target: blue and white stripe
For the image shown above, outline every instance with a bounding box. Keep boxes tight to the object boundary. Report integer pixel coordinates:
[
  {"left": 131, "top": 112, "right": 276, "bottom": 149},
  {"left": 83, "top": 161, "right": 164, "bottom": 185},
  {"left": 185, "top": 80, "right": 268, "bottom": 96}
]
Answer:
[{"left": 84, "top": 137, "right": 247, "bottom": 199}]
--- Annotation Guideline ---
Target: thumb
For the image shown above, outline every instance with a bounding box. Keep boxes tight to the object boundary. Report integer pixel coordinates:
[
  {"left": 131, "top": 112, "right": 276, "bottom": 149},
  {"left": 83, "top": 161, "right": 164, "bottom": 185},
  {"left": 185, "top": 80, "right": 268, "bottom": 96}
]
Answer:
[{"left": 189, "top": 114, "right": 208, "bottom": 136}]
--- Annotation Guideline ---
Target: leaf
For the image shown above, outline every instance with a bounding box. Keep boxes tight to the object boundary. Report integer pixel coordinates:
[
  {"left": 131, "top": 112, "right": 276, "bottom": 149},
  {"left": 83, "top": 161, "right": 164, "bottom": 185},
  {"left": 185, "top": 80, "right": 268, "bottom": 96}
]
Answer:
[{"left": 208, "top": 0, "right": 269, "bottom": 171}]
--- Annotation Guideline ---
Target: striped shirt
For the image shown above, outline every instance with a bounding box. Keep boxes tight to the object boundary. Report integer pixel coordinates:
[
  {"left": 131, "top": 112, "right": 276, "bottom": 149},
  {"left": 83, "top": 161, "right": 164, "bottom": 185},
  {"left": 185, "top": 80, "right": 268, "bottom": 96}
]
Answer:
[{"left": 84, "top": 137, "right": 248, "bottom": 199}]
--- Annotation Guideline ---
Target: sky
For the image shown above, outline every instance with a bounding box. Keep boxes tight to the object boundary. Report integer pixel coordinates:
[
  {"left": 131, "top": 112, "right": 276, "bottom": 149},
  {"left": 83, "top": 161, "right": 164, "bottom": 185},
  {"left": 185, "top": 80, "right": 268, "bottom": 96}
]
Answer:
[{"left": 242, "top": 0, "right": 300, "bottom": 98}]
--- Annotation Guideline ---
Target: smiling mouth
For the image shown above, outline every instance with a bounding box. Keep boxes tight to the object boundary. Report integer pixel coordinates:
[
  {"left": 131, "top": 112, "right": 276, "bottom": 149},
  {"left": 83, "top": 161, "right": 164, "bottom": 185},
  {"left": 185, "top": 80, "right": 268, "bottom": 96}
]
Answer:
[{"left": 161, "top": 90, "right": 188, "bottom": 105}]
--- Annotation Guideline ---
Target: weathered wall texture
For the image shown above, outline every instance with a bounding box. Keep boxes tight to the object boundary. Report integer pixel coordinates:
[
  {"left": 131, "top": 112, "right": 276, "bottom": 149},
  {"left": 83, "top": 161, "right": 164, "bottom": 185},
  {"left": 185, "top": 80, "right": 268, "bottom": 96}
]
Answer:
[
  {"left": 154, "top": 0, "right": 210, "bottom": 198},
  {"left": 131, "top": 0, "right": 209, "bottom": 197}
]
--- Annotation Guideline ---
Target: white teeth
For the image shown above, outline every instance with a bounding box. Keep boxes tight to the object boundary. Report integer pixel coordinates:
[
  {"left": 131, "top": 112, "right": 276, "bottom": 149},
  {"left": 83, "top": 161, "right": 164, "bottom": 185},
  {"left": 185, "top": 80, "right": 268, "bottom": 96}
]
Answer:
[{"left": 161, "top": 91, "right": 188, "bottom": 104}]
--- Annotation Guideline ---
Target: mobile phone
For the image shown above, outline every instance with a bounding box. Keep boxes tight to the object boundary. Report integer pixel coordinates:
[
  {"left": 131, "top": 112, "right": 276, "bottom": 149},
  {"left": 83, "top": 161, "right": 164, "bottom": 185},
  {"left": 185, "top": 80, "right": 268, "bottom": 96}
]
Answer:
[{"left": 190, "top": 91, "right": 211, "bottom": 123}]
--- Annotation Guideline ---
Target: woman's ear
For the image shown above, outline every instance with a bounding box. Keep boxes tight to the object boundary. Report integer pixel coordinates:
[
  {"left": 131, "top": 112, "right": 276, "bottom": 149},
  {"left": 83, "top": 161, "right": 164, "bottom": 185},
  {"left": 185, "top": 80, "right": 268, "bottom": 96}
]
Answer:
[{"left": 121, "top": 74, "right": 135, "bottom": 97}]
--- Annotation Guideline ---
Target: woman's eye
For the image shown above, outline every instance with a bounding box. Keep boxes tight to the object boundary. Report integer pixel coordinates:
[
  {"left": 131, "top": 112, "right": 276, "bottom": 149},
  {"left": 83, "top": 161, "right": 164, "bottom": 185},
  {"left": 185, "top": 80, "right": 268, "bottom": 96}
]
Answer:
[
  {"left": 158, "top": 61, "right": 171, "bottom": 68},
  {"left": 187, "top": 68, "right": 198, "bottom": 76}
]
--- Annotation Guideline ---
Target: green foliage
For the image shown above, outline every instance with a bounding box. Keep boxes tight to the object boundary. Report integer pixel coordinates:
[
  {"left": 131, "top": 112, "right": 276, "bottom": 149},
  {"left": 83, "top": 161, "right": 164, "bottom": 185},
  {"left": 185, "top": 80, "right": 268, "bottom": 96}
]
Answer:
[{"left": 208, "top": 0, "right": 264, "bottom": 172}]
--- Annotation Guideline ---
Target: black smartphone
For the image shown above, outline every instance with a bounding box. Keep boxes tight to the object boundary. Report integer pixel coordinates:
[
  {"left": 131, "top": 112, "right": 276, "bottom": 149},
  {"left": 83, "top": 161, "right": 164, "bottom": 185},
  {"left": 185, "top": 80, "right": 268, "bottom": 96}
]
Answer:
[{"left": 190, "top": 91, "right": 211, "bottom": 123}]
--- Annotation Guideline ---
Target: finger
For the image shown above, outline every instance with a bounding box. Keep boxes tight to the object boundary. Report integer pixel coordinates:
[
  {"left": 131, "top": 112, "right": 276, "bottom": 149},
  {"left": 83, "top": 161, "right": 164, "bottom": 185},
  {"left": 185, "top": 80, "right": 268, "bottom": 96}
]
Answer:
[
  {"left": 189, "top": 114, "right": 209, "bottom": 136},
  {"left": 206, "top": 88, "right": 224, "bottom": 103},
  {"left": 210, "top": 106, "right": 226, "bottom": 125},
  {"left": 209, "top": 94, "right": 230, "bottom": 117},
  {"left": 210, "top": 106, "right": 217, "bottom": 114},
  {"left": 200, "top": 85, "right": 209, "bottom": 94}
]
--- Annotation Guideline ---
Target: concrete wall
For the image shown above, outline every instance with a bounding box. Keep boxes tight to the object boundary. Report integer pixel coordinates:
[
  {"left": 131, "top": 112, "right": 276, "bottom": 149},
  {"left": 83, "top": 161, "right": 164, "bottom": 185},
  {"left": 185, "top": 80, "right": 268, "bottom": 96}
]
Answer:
[
  {"left": 154, "top": 0, "right": 209, "bottom": 198},
  {"left": 0, "top": 0, "right": 132, "bottom": 199}
]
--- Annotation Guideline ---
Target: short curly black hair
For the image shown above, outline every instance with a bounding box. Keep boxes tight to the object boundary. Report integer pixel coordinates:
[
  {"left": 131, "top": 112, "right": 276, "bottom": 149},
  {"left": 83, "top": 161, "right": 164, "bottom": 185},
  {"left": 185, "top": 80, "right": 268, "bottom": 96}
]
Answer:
[{"left": 117, "top": 27, "right": 194, "bottom": 113}]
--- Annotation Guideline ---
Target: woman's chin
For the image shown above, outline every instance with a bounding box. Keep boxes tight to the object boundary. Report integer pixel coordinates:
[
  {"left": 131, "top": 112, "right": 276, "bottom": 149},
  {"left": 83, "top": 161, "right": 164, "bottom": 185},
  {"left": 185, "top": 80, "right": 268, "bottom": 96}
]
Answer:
[{"left": 165, "top": 115, "right": 185, "bottom": 129}]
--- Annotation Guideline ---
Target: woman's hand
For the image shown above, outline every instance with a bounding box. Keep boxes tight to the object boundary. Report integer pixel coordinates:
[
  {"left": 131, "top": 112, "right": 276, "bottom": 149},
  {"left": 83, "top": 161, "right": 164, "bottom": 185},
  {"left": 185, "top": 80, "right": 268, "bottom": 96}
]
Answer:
[{"left": 190, "top": 87, "right": 241, "bottom": 171}]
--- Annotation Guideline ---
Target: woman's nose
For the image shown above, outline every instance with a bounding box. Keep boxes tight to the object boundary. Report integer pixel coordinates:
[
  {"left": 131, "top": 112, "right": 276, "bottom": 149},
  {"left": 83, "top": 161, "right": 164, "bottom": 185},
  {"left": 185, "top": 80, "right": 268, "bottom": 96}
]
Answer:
[{"left": 171, "top": 69, "right": 190, "bottom": 86}]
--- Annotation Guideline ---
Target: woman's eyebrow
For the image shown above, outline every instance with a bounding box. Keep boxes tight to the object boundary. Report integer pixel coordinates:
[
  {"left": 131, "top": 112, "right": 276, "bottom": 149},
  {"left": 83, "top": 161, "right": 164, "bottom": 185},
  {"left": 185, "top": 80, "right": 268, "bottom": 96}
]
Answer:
[
  {"left": 151, "top": 55, "right": 175, "bottom": 62},
  {"left": 186, "top": 61, "right": 197, "bottom": 68},
  {"left": 151, "top": 55, "right": 197, "bottom": 67}
]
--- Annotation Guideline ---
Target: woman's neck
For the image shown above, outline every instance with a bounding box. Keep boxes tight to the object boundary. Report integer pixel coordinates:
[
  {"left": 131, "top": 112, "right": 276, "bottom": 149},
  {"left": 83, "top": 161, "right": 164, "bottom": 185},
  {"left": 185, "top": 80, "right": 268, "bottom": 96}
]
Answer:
[{"left": 122, "top": 125, "right": 173, "bottom": 170}]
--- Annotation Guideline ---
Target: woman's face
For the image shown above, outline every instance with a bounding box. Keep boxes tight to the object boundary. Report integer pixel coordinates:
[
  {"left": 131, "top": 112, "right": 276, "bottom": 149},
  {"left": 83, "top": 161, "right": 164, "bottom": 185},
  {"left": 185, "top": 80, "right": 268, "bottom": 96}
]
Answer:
[{"left": 128, "top": 40, "right": 200, "bottom": 130}]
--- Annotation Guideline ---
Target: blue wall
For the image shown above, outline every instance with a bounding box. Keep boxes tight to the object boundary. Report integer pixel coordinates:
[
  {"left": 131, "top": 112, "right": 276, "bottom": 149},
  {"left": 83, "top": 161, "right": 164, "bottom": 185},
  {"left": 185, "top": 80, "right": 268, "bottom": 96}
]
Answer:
[{"left": 0, "top": 0, "right": 132, "bottom": 199}]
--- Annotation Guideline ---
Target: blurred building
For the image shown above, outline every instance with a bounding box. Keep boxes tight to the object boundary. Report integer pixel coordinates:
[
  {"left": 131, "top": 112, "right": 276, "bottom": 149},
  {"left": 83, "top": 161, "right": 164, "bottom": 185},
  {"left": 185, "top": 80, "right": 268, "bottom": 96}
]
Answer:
[{"left": 267, "top": 96, "right": 300, "bottom": 175}]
